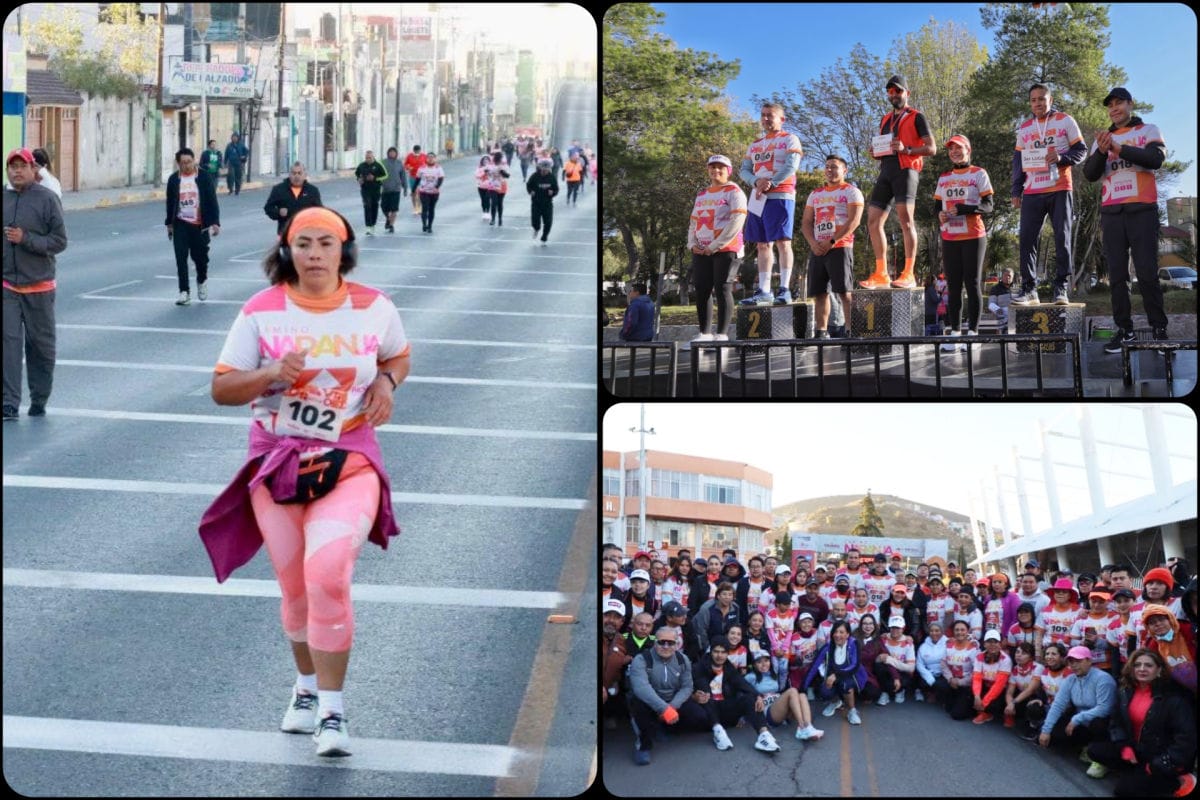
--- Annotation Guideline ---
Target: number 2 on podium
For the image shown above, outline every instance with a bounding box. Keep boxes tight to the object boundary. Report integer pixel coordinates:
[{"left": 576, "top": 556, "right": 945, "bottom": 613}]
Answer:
[{"left": 748, "top": 311, "right": 762, "bottom": 338}]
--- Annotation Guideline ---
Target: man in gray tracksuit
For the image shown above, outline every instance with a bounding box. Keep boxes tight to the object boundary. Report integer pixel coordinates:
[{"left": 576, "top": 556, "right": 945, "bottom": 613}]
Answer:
[
  {"left": 3, "top": 147, "right": 68, "bottom": 420},
  {"left": 627, "top": 631, "right": 693, "bottom": 764}
]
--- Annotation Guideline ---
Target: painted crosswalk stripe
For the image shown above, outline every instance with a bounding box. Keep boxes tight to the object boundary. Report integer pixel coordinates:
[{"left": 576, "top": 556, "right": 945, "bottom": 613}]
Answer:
[
  {"left": 51, "top": 360, "right": 594, "bottom": 390},
  {"left": 2, "top": 569, "right": 567, "bottom": 609},
  {"left": 1, "top": 475, "right": 590, "bottom": 510},
  {"left": 150, "top": 275, "right": 594, "bottom": 297},
  {"left": 75, "top": 296, "right": 595, "bottom": 318},
  {"left": 2, "top": 715, "right": 519, "bottom": 777},
  {"left": 38, "top": 407, "right": 596, "bottom": 441}
]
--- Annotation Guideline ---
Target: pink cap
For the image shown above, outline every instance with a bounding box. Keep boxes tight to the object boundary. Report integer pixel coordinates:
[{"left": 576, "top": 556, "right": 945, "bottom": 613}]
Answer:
[{"left": 1066, "top": 645, "right": 1093, "bottom": 661}]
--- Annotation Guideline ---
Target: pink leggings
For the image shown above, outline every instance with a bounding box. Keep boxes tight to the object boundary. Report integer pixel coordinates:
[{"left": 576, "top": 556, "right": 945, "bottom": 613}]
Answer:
[{"left": 250, "top": 454, "right": 379, "bottom": 653}]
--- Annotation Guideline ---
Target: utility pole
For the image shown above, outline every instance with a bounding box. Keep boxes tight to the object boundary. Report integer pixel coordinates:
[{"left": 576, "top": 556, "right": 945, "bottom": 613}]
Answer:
[
  {"left": 629, "top": 405, "right": 656, "bottom": 551},
  {"left": 154, "top": 2, "right": 165, "bottom": 186},
  {"left": 275, "top": 3, "right": 288, "bottom": 174},
  {"left": 193, "top": 4, "right": 211, "bottom": 152}
]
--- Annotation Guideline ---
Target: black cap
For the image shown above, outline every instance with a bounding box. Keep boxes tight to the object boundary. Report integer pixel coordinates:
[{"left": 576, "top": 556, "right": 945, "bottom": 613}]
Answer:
[
  {"left": 775, "top": 591, "right": 793, "bottom": 605},
  {"left": 1077, "top": 572, "right": 1097, "bottom": 584},
  {"left": 663, "top": 601, "right": 686, "bottom": 617},
  {"left": 874, "top": 553, "right": 888, "bottom": 562},
  {"left": 1112, "top": 589, "right": 1135, "bottom": 601},
  {"left": 806, "top": 578, "right": 820, "bottom": 587},
  {"left": 886, "top": 75, "right": 907, "bottom": 92},
  {"left": 1103, "top": 87, "right": 1133, "bottom": 106}
]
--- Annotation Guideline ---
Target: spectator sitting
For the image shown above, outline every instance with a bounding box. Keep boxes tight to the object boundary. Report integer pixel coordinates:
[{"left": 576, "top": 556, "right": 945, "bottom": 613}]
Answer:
[{"left": 988, "top": 267, "right": 1015, "bottom": 327}]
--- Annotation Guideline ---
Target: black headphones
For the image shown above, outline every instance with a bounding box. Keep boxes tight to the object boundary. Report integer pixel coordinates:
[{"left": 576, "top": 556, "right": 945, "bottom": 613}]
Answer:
[{"left": 277, "top": 207, "right": 357, "bottom": 264}]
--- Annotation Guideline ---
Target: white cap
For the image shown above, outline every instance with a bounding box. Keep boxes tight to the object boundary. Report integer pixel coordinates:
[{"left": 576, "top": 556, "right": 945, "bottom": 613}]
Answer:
[
  {"left": 604, "top": 599, "right": 626, "bottom": 616},
  {"left": 798, "top": 612, "right": 814, "bottom": 623},
  {"left": 707, "top": 154, "right": 732, "bottom": 168},
  {"left": 983, "top": 629, "right": 1002, "bottom": 642},
  {"left": 629, "top": 569, "right": 650, "bottom": 582},
  {"left": 888, "top": 616, "right": 906, "bottom": 629}
]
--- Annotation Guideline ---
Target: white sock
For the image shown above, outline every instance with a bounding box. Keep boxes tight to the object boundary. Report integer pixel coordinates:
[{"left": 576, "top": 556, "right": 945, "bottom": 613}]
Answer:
[
  {"left": 712, "top": 723, "right": 724, "bottom": 733},
  {"left": 296, "top": 672, "right": 318, "bottom": 695},
  {"left": 318, "top": 689, "right": 344, "bottom": 717},
  {"left": 758, "top": 271, "right": 771, "bottom": 293},
  {"left": 779, "top": 268, "right": 792, "bottom": 292}
]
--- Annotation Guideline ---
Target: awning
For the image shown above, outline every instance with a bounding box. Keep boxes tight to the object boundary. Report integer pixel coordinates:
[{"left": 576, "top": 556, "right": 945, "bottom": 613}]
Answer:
[
  {"left": 25, "top": 70, "right": 83, "bottom": 107},
  {"left": 970, "top": 478, "right": 1196, "bottom": 566}
]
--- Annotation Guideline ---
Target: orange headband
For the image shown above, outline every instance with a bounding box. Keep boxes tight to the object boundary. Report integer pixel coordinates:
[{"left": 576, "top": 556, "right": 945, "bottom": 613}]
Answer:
[{"left": 286, "top": 207, "right": 350, "bottom": 246}]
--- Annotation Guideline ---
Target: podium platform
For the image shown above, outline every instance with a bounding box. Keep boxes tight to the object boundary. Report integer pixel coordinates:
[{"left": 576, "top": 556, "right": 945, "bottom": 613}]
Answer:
[
  {"left": 735, "top": 301, "right": 814, "bottom": 342},
  {"left": 850, "top": 288, "right": 922, "bottom": 354},
  {"left": 1011, "top": 303, "right": 1085, "bottom": 353}
]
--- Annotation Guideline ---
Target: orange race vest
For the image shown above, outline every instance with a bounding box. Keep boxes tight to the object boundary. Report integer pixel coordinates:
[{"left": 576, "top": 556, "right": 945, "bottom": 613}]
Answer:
[{"left": 879, "top": 108, "right": 925, "bottom": 172}]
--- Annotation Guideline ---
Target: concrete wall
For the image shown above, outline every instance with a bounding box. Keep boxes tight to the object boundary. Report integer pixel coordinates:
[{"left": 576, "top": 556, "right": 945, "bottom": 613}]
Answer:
[{"left": 76, "top": 94, "right": 151, "bottom": 190}]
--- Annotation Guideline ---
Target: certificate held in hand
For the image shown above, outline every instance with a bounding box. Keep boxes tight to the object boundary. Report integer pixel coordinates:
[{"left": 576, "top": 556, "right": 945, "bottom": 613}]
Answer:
[{"left": 1021, "top": 147, "right": 1049, "bottom": 172}]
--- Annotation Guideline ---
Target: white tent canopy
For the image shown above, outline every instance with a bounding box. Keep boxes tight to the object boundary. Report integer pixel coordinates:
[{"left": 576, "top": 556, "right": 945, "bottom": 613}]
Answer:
[{"left": 970, "top": 478, "right": 1196, "bottom": 567}]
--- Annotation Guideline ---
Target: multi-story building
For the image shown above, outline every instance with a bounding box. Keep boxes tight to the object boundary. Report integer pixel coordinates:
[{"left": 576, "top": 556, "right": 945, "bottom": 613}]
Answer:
[{"left": 602, "top": 450, "right": 773, "bottom": 560}]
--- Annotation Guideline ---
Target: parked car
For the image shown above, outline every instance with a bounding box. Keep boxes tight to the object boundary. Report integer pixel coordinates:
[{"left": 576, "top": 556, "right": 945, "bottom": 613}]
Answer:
[{"left": 1158, "top": 266, "right": 1197, "bottom": 290}]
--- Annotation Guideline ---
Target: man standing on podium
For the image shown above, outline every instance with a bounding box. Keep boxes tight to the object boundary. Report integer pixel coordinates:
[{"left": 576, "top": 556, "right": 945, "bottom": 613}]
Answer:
[
  {"left": 860, "top": 76, "right": 936, "bottom": 290},
  {"left": 801, "top": 155, "right": 864, "bottom": 339},
  {"left": 738, "top": 103, "right": 803, "bottom": 307}
]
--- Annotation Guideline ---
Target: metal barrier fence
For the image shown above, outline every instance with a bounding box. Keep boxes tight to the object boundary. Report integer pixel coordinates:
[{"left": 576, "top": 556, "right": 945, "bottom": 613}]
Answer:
[
  {"left": 686, "top": 334, "right": 1083, "bottom": 398},
  {"left": 602, "top": 342, "right": 679, "bottom": 397},
  {"left": 1121, "top": 340, "right": 1198, "bottom": 397}
]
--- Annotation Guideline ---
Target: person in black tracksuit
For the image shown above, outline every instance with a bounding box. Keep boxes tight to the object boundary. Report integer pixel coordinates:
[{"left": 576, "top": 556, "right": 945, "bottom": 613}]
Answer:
[
  {"left": 681, "top": 639, "right": 775, "bottom": 746},
  {"left": 1081, "top": 87, "right": 1170, "bottom": 352},
  {"left": 354, "top": 151, "right": 387, "bottom": 235},
  {"left": 263, "top": 163, "right": 323, "bottom": 235},
  {"left": 527, "top": 158, "right": 558, "bottom": 244},
  {"left": 164, "top": 147, "right": 220, "bottom": 305}
]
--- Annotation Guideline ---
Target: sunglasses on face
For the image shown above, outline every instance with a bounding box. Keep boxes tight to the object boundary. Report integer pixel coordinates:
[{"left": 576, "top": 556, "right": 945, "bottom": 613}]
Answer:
[{"left": 656, "top": 639, "right": 678, "bottom": 647}]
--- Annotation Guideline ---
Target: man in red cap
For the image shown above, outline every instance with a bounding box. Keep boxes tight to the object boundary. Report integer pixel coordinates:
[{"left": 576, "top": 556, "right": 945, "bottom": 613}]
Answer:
[
  {"left": 3, "top": 147, "right": 68, "bottom": 421},
  {"left": 860, "top": 75, "right": 937, "bottom": 290}
]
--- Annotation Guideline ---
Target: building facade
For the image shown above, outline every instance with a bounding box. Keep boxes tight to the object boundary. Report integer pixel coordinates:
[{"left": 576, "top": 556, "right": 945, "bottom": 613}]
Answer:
[{"left": 602, "top": 450, "right": 773, "bottom": 560}]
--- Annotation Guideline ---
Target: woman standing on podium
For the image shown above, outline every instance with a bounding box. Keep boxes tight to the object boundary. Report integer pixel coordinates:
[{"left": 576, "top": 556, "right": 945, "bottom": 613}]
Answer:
[
  {"left": 688, "top": 154, "right": 748, "bottom": 344},
  {"left": 933, "top": 135, "right": 994, "bottom": 352}
]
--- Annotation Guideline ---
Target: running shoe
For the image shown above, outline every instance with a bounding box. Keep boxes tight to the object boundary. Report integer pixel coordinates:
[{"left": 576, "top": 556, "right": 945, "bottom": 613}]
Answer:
[
  {"left": 796, "top": 724, "right": 825, "bottom": 741},
  {"left": 712, "top": 725, "right": 733, "bottom": 751},
  {"left": 366, "top": 227, "right": 375, "bottom": 236},
  {"left": 1053, "top": 286, "right": 1070, "bottom": 305},
  {"left": 858, "top": 273, "right": 891, "bottom": 289},
  {"left": 1086, "top": 761, "right": 1108, "bottom": 779},
  {"left": 822, "top": 699, "right": 843, "bottom": 717},
  {"left": 531, "top": 228, "right": 539, "bottom": 239},
  {"left": 847, "top": 708, "right": 862, "bottom": 725},
  {"left": 313, "top": 712, "right": 351, "bottom": 757},
  {"left": 815, "top": 330, "right": 831, "bottom": 339},
  {"left": 972, "top": 712, "right": 993, "bottom": 724},
  {"left": 1011, "top": 289, "right": 1040, "bottom": 305},
  {"left": 1003, "top": 713, "right": 1015, "bottom": 728},
  {"left": 3, "top": 405, "right": 17, "bottom": 421},
  {"left": 176, "top": 291, "right": 190, "bottom": 306},
  {"left": 633, "top": 748, "right": 651, "bottom": 766},
  {"left": 1174, "top": 773, "right": 1196, "bottom": 797},
  {"left": 755, "top": 730, "right": 781, "bottom": 752},
  {"left": 1104, "top": 329, "right": 1136, "bottom": 354},
  {"left": 1079, "top": 746, "right": 1093, "bottom": 763},
  {"left": 540, "top": 240, "right": 548, "bottom": 247},
  {"left": 890, "top": 273, "right": 917, "bottom": 289},
  {"left": 740, "top": 288, "right": 773, "bottom": 306},
  {"left": 280, "top": 689, "right": 318, "bottom": 734},
  {"left": 774, "top": 288, "right": 793, "bottom": 305},
  {"left": 913, "top": 689, "right": 924, "bottom": 703},
  {"left": 806, "top": 687, "right": 816, "bottom": 700},
  {"left": 895, "top": 690, "right": 905, "bottom": 704},
  {"left": 691, "top": 332, "right": 714, "bottom": 343},
  {"left": 482, "top": 212, "right": 490, "bottom": 220},
  {"left": 877, "top": 693, "right": 889, "bottom": 706},
  {"left": 1153, "top": 326, "right": 1170, "bottom": 358},
  {"left": 28, "top": 403, "right": 45, "bottom": 417},
  {"left": 941, "top": 334, "right": 965, "bottom": 352},
  {"left": 712, "top": 333, "right": 729, "bottom": 341},
  {"left": 1020, "top": 729, "right": 1040, "bottom": 742},
  {"left": 197, "top": 282, "right": 208, "bottom": 302}
]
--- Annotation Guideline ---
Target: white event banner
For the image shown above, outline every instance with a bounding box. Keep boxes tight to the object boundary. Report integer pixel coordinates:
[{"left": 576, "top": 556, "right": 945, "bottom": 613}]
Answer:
[
  {"left": 791, "top": 531, "right": 949, "bottom": 561},
  {"left": 168, "top": 62, "right": 257, "bottom": 99}
]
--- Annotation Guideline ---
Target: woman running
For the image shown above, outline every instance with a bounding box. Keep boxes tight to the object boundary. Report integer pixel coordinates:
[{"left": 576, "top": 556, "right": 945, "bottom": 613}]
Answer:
[
  {"left": 746, "top": 651, "right": 825, "bottom": 741},
  {"left": 416, "top": 153, "right": 445, "bottom": 233},
  {"left": 200, "top": 207, "right": 410, "bottom": 758},
  {"left": 475, "top": 156, "right": 492, "bottom": 220},
  {"left": 487, "top": 152, "right": 510, "bottom": 226}
]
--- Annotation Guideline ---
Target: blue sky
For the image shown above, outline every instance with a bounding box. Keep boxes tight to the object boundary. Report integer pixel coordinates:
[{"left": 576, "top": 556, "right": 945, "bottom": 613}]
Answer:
[{"left": 651, "top": 2, "right": 1197, "bottom": 199}]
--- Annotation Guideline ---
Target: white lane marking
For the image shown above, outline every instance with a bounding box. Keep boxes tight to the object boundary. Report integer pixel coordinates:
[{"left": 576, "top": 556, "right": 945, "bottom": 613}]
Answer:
[
  {"left": 231, "top": 247, "right": 593, "bottom": 262},
  {"left": 2, "top": 569, "right": 567, "bottom": 609},
  {"left": 358, "top": 263, "right": 594, "bottom": 276},
  {"left": 76, "top": 296, "right": 595, "bottom": 318},
  {"left": 57, "top": 324, "right": 594, "bottom": 350},
  {"left": 1, "top": 716, "right": 519, "bottom": 777},
  {"left": 40, "top": 407, "right": 596, "bottom": 441},
  {"left": 150, "top": 275, "right": 593, "bottom": 297},
  {"left": 1, "top": 475, "right": 591, "bottom": 510},
  {"left": 79, "top": 279, "right": 143, "bottom": 296},
  {"left": 53, "top": 360, "right": 594, "bottom": 389}
]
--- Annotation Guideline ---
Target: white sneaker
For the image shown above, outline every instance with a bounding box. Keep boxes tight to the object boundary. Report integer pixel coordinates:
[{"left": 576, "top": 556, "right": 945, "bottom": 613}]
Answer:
[
  {"left": 941, "top": 332, "right": 964, "bottom": 352},
  {"left": 313, "top": 712, "right": 351, "bottom": 757},
  {"left": 691, "top": 332, "right": 714, "bottom": 343},
  {"left": 822, "top": 699, "right": 843, "bottom": 717},
  {"left": 712, "top": 725, "right": 733, "bottom": 751},
  {"left": 877, "top": 692, "right": 890, "bottom": 706},
  {"left": 806, "top": 687, "right": 816, "bottom": 701},
  {"left": 895, "top": 690, "right": 905, "bottom": 704},
  {"left": 847, "top": 708, "right": 862, "bottom": 725},
  {"left": 712, "top": 333, "right": 729, "bottom": 341},
  {"left": 914, "top": 689, "right": 924, "bottom": 703},
  {"left": 197, "top": 282, "right": 208, "bottom": 301},
  {"left": 532, "top": 228, "right": 539, "bottom": 239},
  {"left": 280, "top": 688, "right": 318, "bottom": 733},
  {"left": 797, "top": 724, "right": 825, "bottom": 741},
  {"left": 540, "top": 240, "right": 548, "bottom": 247},
  {"left": 755, "top": 730, "right": 780, "bottom": 752},
  {"left": 482, "top": 211, "right": 490, "bottom": 220},
  {"left": 175, "top": 291, "right": 190, "bottom": 306}
]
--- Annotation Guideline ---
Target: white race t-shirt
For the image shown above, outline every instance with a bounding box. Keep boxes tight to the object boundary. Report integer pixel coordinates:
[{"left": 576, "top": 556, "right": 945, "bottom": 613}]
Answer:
[{"left": 417, "top": 165, "right": 445, "bottom": 195}]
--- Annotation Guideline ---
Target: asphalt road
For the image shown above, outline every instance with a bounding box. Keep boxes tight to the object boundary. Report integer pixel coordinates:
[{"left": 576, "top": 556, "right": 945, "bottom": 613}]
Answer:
[
  {"left": 2, "top": 97, "right": 597, "bottom": 795},
  {"left": 603, "top": 693, "right": 1115, "bottom": 797}
]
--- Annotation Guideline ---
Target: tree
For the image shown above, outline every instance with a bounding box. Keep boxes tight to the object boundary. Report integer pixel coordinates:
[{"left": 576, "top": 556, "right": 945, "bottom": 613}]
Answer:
[
  {"left": 603, "top": 5, "right": 756, "bottom": 286},
  {"left": 25, "top": 3, "right": 157, "bottom": 101},
  {"left": 775, "top": 531, "right": 793, "bottom": 567},
  {"left": 851, "top": 491, "right": 885, "bottom": 538}
]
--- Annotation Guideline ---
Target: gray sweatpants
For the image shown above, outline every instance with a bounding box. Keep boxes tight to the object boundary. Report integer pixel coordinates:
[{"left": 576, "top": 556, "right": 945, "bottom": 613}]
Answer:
[{"left": 3, "top": 288, "right": 56, "bottom": 408}]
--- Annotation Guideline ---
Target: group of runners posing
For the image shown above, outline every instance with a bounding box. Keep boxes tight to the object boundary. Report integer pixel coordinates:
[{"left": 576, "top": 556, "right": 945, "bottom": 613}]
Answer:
[
  {"left": 687, "top": 77, "right": 1170, "bottom": 354},
  {"left": 603, "top": 547, "right": 1196, "bottom": 796}
]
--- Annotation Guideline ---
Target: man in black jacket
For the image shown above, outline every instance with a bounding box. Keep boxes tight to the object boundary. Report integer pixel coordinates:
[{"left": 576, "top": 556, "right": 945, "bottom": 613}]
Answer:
[
  {"left": 736, "top": 556, "right": 771, "bottom": 625},
  {"left": 526, "top": 157, "right": 558, "bottom": 245},
  {"left": 355, "top": 151, "right": 388, "bottom": 236},
  {"left": 681, "top": 636, "right": 780, "bottom": 752},
  {"left": 263, "top": 162, "right": 323, "bottom": 236},
  {"left": 164, "top": 148, "right": 219, "bottom": 306}
]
